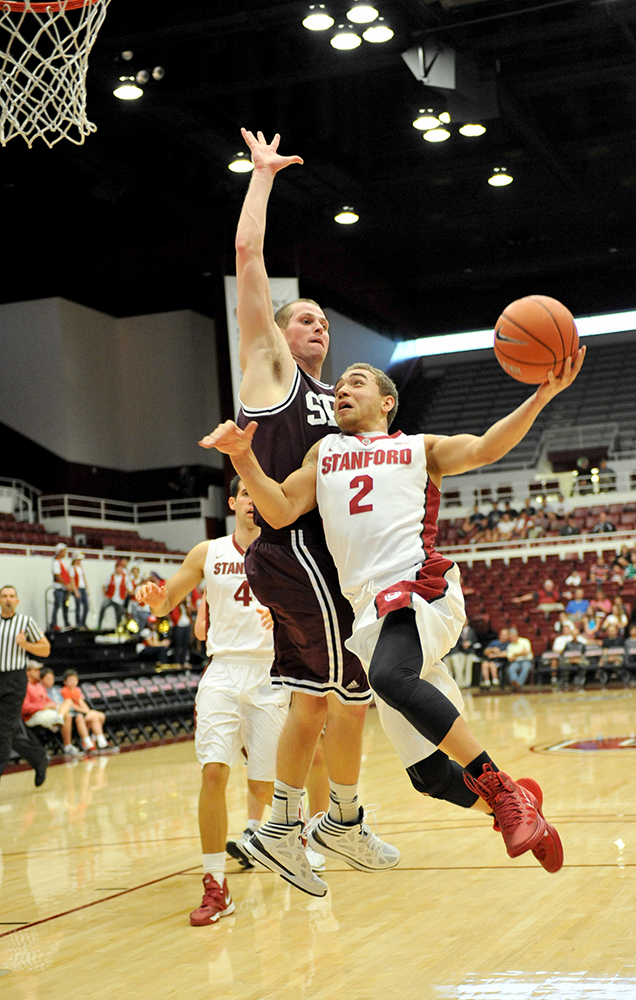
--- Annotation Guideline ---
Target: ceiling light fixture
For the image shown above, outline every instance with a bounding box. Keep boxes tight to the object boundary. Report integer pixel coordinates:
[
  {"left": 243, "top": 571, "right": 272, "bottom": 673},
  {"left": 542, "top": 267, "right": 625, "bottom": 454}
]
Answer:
[
  {"left": 423, "top": 128, "right": 451, "bottom": 143},
  {"left": 346, "top": 3, "right": 378, "bottom": 24},
  {"left": 335, "top": 206, "right": 359, "bottom": 224},
  {"left": 362, "top": 22, "right": 394, "bottom": 42},
  {"left": 488, "top": 167, "right": 513, "bottom": 186},
  {"left": 302, "top": 4, "right": 335, "bottom": 30},
  {"left": 330, "top": 26, "right": 362, "bottom": 49},
  {"left": 228, "top": 152, "right": 254, "bottom": 174},
  {"left": 459, "top": 123, "right": 486, "bottom": 137},
  {"left": 113, "top": 76, "right": 143, "bottom": 100},
  {"left": 412, "top": 109, "right": 440, "bottom": 130}
]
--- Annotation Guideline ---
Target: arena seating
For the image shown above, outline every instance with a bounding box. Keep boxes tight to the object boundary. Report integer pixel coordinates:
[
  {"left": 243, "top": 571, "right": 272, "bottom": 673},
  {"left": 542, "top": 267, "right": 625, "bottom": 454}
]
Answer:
[
  {"left": 436, "top": 501, "right": 636, "bottom": 547},
  {"left": 0, "top": 511, "right": 68, "bottom": 547},
  {"left": 456, "top": 550, "right": 636, "bottom": 657},
  {"left": 396, "top": 337, "right": 636, "bottom": 469},
  {"left": 71, "top": 524, "right": 169, "bottom": 554}
]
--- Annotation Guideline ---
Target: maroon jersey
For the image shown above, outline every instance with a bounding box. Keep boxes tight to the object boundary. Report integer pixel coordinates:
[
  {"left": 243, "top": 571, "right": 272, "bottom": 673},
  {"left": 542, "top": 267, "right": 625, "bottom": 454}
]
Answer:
[{"left": 237, "top": 365, "right": 337, "bottom": 536}]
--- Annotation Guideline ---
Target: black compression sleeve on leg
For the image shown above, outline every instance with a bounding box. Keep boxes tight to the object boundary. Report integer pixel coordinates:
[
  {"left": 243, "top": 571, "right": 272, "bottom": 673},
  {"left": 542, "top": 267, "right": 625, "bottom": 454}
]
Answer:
[
  {"left": 464, "top": 751, "right": 498, "bottom": 780},
  {"left": 406, "top": 751, "right": 479, "bottom": 809},
  {"left": 368, "top": 606, "right": 460, "bottom": 746}
]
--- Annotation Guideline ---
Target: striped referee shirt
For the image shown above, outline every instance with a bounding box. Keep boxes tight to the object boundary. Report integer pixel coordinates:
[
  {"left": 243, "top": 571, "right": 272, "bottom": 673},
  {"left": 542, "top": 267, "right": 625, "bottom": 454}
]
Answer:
[{"left": 0, "top": 614, "right": 43, "bottom": 672}]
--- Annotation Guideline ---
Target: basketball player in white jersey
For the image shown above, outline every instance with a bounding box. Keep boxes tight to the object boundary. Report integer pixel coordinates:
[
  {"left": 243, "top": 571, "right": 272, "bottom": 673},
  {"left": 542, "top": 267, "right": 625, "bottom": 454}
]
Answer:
[
  {"left": 200, "top": 351, "right": 585, "bottom": 876},
  {"left": 136, "top": 476, "right": 287, "bottom": 925}
]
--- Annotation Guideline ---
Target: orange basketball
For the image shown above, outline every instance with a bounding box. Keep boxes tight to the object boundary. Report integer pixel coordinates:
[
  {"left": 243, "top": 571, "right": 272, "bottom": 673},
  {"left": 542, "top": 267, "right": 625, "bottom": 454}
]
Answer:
[{"left": 493, "top": 295, "right": 579, "bottom": 384}]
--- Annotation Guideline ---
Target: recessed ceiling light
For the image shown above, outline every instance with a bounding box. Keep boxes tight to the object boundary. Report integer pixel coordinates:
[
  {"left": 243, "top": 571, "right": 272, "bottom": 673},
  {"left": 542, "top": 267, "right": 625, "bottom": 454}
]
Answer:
[
  {"left": 228, "top": 154, "right": 254, "bottom": 173},
  {"left": 303, "top": 5, "right": 334, "bottom": 30},
  {"left": 488, "top": 168, "right": 513, "bottom": 186},
  {"left": 459, "top": 123, "right": 486, "bottom": 137},
  {"left": 362, "top": 23, "right": 393, "bottom": 42},
  {"left": 113, "top": 77, "right": 143, "bottom": 100},
  {"left": 335, "top": 206, "right": 359, "bottom": 224},
  {"left": 331, "top": 28, "right": 362, "bottom": 49},
  {"left": 413, "top": 110, "right": 440, "bottom": 130},
  {"left": 346, "top": 4, "right": 378, "bottom": 24},
  {"left": 423, "top": 128, "right": 451, "bottom": 143}
]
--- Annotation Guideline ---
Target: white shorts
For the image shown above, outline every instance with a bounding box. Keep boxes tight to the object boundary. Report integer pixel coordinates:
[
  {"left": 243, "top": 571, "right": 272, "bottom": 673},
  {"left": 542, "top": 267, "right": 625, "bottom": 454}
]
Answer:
[
  {"left": 25, "top": 709, "right": 63, "bottom": 731},
  {"left": 345, "top": 564, "right": 466, "bottom": 768},
  {"left": 194, "top": 658, "right": 287, "bottom": 780}
]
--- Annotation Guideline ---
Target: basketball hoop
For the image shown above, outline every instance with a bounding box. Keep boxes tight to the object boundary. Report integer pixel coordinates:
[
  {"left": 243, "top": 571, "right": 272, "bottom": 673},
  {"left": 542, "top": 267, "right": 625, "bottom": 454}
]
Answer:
[{"left": 0, "top": 0, "right": 111, "bottom": 148}]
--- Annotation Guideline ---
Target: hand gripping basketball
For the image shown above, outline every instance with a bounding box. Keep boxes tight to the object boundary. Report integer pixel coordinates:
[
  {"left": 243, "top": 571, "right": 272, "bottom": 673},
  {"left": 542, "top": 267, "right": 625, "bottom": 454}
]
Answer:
[{"left": 198, "top": 420, "right": 259, "bottom": 458}]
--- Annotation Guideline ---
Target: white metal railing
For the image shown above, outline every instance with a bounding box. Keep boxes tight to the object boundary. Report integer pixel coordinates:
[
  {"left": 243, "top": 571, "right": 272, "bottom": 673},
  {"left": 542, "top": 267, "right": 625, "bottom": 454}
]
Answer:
[
  {"left": 38, "top": 494, "right": 205, "bottom": 524},
  {"left": 0, "top": 477, "right": 41, "bottom": 522},
  {"left": 438, "top": 528, "right": 636, "bottom": 566},
  {"left": 0, "top": 541, "right": 186, "bottom": 561}
]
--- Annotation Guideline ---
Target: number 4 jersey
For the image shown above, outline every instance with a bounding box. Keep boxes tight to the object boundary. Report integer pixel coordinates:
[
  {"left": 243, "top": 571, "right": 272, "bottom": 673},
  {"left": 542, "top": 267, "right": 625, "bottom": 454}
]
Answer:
[
  {"left": 203, "top": 534, "right": 273, "bottom": 662},
  {"left": 316, "top": 431, "right": 454, "bottom": 603}
]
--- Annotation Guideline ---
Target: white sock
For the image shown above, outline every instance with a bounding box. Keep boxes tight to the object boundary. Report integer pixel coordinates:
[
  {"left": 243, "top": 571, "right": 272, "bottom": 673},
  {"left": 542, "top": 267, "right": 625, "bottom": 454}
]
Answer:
[
  {"left": 245, "top": 819, "right": 261, "bottom": 833},
  {"left": 202, "top": 852, "right": 226, "bottom": 886},
  {"left": 328, "top": 780, "right": 360, "bottom": 824},
  {"left": 81, "top": 737, "right": 94, "bottom": 749},
  {"left": 269, "top": 780, "right": 303, "bottom": 827},
  {"left": 64, "top": 744, "right": 74, "bottom": 752},
  {"left": 95, "top": 734, "right": 108, "bottom": 748}
]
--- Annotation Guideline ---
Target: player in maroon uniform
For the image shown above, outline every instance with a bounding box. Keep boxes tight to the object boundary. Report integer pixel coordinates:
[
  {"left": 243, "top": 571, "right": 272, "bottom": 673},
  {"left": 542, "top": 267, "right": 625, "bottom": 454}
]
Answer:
[{"left": 227, "top": 129, "right": 399, "bottom": 896}]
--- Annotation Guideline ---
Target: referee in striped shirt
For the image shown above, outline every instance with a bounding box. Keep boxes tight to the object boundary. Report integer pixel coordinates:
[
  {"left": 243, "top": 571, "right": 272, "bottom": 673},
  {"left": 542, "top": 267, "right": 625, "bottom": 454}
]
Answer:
[{"left": 0, "top": 584, "right": 51, "bottom": 785}]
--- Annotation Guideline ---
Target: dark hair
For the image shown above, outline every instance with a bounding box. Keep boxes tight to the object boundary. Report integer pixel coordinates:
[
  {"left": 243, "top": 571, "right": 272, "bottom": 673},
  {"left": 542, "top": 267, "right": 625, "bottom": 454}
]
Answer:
[
  {"left": 338, "top": 363, "right": 399, "bottom": 428},
  {"left": 40, "top": 667, "right": 55, "bottom": 679},
  {"left": 229, "top": 475, "right": 241, "bottom": 499},
  {"left": 63, "top": 668, "right": 79, "bottom": 681}
]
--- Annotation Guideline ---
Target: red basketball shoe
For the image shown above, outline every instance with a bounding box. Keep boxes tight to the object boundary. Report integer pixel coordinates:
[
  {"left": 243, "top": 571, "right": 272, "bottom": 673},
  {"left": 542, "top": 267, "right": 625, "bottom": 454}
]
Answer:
[
  {"left": 189, "top": 875, "right": 235, "bottom": 926},
  {"left": 516, "top": 777, "right": 564, "bottom": 873},
  {"left": 464, "top": 764, "right": 546, "bottom": 858}
]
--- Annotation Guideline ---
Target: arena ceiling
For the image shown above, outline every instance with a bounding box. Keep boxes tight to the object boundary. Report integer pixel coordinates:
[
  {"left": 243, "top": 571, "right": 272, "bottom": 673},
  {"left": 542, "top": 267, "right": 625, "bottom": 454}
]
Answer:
[{"left": 2, "top": 0, "right": 636, "bottom": 339}]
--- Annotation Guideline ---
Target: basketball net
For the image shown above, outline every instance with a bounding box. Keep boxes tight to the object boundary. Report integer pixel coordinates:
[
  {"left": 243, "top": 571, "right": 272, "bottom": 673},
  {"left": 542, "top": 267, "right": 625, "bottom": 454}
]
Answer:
[{"left": 0, "top": 0, "right": 111, "bottom": 148}]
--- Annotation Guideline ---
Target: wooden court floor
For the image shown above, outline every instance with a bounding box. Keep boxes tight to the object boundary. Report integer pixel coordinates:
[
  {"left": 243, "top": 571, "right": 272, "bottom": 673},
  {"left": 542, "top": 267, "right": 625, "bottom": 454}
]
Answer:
[{"left": 2, "top": 689, "right": 636, "bottom": 1000}]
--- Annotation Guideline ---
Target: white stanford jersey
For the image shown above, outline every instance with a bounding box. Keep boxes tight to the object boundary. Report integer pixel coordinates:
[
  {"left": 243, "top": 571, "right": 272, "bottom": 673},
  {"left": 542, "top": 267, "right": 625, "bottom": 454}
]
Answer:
[
  {"left": 203, "top": 534, "right": 273, "bottom": 662},
  {"left": 316, "top": 431, "right": 454, "bottom": 602}
]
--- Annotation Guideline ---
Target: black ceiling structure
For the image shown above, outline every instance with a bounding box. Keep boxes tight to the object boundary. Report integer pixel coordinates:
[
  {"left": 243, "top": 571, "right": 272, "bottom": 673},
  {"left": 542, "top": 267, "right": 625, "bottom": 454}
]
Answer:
[{"left": 2, "top": 0, "right": 636, "bottom": 340}]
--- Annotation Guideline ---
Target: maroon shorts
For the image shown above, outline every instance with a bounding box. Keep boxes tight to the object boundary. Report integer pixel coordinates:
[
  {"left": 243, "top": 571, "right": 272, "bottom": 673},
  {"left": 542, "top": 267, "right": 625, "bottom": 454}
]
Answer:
[{"left": 245, "top": 528, "right": 371, "bottom": 704}]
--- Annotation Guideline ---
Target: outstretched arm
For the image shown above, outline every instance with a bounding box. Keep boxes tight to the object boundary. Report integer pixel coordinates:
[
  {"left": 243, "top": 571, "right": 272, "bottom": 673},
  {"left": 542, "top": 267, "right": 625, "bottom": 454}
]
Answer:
[
  {"left": 426, "top": 348, "right": 586, "bottom": 479},
  {"left": 236, "top": 129, "right": 304, "bottom": 407},
  {"left": 136, "top": 542, "right": 208, "bottom": 616},
  {"left": 199, "top": 421, "right": 318, "bottom": 529}
]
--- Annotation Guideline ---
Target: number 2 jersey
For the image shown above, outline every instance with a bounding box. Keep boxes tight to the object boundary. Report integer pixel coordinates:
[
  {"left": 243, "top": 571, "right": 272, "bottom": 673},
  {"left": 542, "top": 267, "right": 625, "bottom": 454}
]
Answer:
[
  {"left": 203, "top": 534, "right": 273, "bottom": 662},
  {"left": 315, "top": 430, "right": 455, "bottom": 603}
]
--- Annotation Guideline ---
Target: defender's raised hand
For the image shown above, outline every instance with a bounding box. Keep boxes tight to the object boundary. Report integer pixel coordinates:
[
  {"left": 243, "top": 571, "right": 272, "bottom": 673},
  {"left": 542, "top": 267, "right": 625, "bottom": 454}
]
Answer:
[{"left": 241, "top": 128, "right": 303, "bottom": 176}]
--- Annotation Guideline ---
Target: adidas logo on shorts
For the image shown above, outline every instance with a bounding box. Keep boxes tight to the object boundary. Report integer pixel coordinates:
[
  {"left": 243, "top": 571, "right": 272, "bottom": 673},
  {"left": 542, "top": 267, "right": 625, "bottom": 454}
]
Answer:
[{"left": 346, "top": 679, "right": 360, "bottom": 690}]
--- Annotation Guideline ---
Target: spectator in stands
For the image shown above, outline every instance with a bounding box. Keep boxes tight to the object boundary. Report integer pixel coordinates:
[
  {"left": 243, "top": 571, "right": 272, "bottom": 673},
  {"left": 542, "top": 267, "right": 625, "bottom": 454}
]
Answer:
[
  {"left": 624, "top": 624, "right": 636, "bottom": 668},
  {"left": 598, "top": 458, "right": 616, "bottom": 492},
  {"left": 610, "top": 554, "right": 629, "bottom": 584},
  {"left": 137, "top": 616, "right": 172, "bottom": 664},
  {"left": 545, "top": 492, "right": 567, "bottom": 519},
  {"left": 97, "top": 557, "right": 133, "bottom": 630},
  {"left": 602, "top": 598, "right": 630, "bottom": 635},
  {"left": 129, "top": 570, "right": 152, "bottom": 629},
  {"left": 171, "top": 599, "right": 193, "bottom": 668},
  {"left": 443, "top": 618, "right": 480, "bottom": 689},
  {"left": 50, "top": 542, "right": 76, "bottom": 631},
  {"left": 625, "top": 551, "right": 636, "bottom": 581},
  {"left": 520, "top": 497, "right": 536, "bottom": 517},
  {"left": 554, "top": 610, "right": 575, "bottom": 635},
  {"left": 588, "top": 554, "right": 610, "bottom": 585},
  {"left": 459, "top": 503, "right": 487, "bottom": 542},
  {"left": 563, "top": 564, "right": 585, "bottom": 599},
  {"left": 502, "top": 500, "right": 519, "bottom": 518},
  {"left": 486, "top": 500, "right": 501, "bottom": 532},
  {"left": 576, "top": 456, "right": 593, "bottom": 495},
  {"left": 40, "top": 666, "right": 83, "bottom": 756},
  {"left": 552, "top": 621, "right": 579, "bottom": 654},
  {"left": 494, "top": 511, "right": 515, "bottom": 543},
  {"left": 552, "top": 622, "right": 586, "bottom": 684},
  {"left": 512, "top": 508, "right": 534, "bottom": 540},
  {"left": 591, "top": 511, "right": 616, "bottom": 534},
  {"left": 559, "top": 515, "right": 580, "bottom": 537},
  {"left": 590, "top": 588, "right": 612, "bottom": 618},
  {"left": 579, "top": 614, "right": 600, "bottom": 643},
  {"left": 506, "top": 627, "right": 534, "bottom": 691},
  {"left": 565, "top": 587, "right": 590, "bottom": 620},
  {"left": 0, "top": 585, "right": 51, "bottom": 787},
  {"left": 512, "top": 578, "right": 564, "bottom": 618},
  {"left": 71, "top": 551, "right": 90, "bottom": 629},
  {"left": 600, "top": 624, "right": 625, "bottom": 673},
  {"left": 60, "top": 669, "right": 115, "bottom": 753},
  {"left": 480, "top": 628, "right": 509, "bottom": 688},
  {"left": 22, "top": 661, "right": 73, "bottom": 732}
]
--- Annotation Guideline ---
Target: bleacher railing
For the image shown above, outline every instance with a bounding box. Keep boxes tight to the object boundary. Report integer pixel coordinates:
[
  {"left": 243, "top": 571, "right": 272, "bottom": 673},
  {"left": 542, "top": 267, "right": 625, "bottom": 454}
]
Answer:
[
  {"left": 0, "top": 477, "right": 41, "bottom": 522},
  {"left": 38, "top": 494, "right": 205, "bottom": 525}
]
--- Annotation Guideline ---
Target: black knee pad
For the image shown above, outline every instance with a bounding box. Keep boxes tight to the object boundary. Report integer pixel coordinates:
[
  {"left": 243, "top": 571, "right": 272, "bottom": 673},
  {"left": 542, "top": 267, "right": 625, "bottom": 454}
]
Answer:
[{"left": 406, "top": 751, "right": 478, "bottom": 809}]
